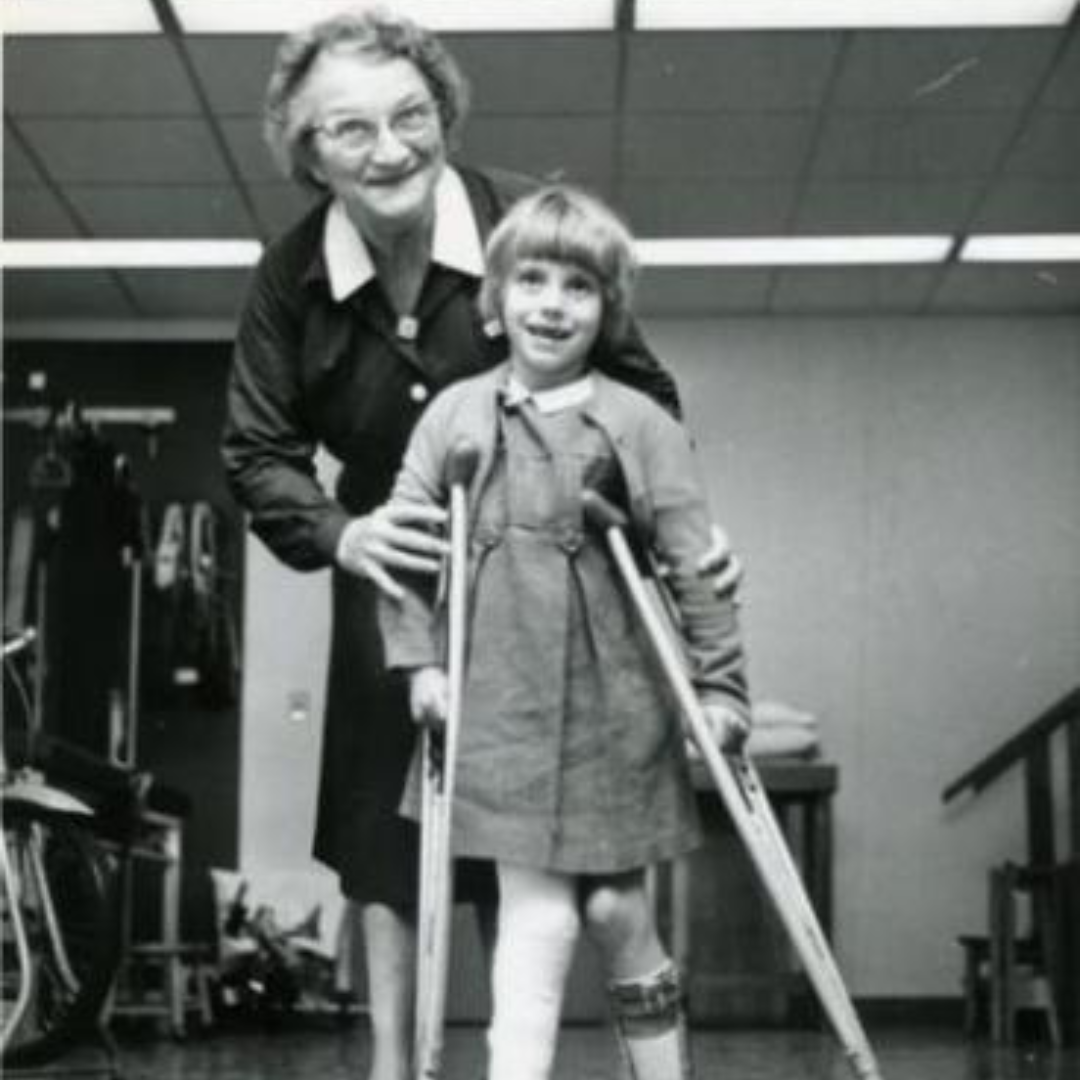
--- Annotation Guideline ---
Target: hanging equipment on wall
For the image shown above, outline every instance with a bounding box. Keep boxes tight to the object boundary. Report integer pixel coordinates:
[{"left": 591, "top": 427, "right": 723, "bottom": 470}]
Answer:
[{"left": 144, "top": 501, "right": 239, "bottom": 711}]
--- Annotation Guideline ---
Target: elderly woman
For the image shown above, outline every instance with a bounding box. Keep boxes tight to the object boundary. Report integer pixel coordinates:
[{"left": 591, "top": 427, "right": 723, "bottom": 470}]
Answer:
[{"left": 222, "top": 7, "right": 734, "bottom": 1080}]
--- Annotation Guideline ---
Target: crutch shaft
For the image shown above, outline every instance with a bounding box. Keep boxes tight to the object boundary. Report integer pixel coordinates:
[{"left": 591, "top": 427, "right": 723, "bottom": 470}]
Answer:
[
  {"left": 596, "top": 517, "right": 882, "bottom": 1080},
  {"left": 640, "top": 571, "right": 858, "bottom": 1029},
  {"left": 416, "top": 444, "right": 478, "bottom": 1080}
]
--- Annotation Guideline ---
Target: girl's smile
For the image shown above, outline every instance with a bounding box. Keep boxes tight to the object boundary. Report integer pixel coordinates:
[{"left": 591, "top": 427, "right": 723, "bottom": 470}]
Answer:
[{"left": 502, "top": 257, "right": 603, "bottom": 391}]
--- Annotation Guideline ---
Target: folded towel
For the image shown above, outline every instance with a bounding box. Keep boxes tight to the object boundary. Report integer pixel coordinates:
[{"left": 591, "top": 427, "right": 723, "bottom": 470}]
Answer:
[
  {"left": 753, "top": 699, "right": 818, "bottom": 730},
  {"left": 749, "top": 699, "right": 820, "bottom": 758}
]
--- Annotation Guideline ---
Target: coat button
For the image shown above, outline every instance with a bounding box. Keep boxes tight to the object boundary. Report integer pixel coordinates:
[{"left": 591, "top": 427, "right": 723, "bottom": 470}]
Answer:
[
  {"left": 409, "top": 383, "right": 430, "bottom": 404},
  {"left": 559, "top": 531, "right": 582, "bottom": 555}
]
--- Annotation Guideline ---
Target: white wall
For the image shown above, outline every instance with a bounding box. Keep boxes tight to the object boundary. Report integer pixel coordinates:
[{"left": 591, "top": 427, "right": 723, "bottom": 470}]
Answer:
[
  {"left": 655, "top": 315, "right": 1080, "bottom": 996},
  {"left": 238, "top": 452, "right": 336, "bottom": 879},
  {"left": 240, "top": 315, "right": 1080, "bottom": 998}
]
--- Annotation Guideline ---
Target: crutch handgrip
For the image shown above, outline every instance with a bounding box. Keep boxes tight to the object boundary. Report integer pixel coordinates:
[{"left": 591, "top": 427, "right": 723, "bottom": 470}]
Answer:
[{"left": 581, "top": 488, "right": 629, "bottom": 532}]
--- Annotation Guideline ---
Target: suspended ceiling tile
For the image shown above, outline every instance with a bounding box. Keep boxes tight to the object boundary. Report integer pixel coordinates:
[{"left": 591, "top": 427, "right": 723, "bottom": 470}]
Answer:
[
  {"left": 19, "top": 118, "right": 232, "bottom": 185},
  {"left": 832, "top": 29, "right": 1060, "bottom": 111},
  {"left": 1001, "top": 111, "right": 1080, "bottom": 177},
  {"left": 454, "top": 35, "right": 620, "bottom": 114},
  {"left": 188, "top": 33, "right": 620, "bottom": 118},
  {"left": 1041, "top": 30, "right": 1080, "bottom": 108},
  {"left": 623, "top": 114, "right": 816, "bottom": 179},
  {"left": 4, "top": 271, "right": 137, "bottom": 321},
  {"left": 186, "top": 36, "right": 281, "bottom": 115},
  {"left": 770, "top": 266, "right": 936, "bottom": 313},
  {"left": 930, "top": 264, "right": 1080, "bottom": 313},
  {"left": 622, "top": 179, "right": 798, "bottom": 235},
  {"left": 462, "top": 117, "right": 616, "bottom": 184},
  {"left": 3, "top": 38, "right": 202, "bottom": 117},
  {"left": 246, "top": 183, "right": 322, "bottom": 237},
  {"left": 795, "top": 179, "right": 979, "bottom": 233},
  {"left": 813, "top": 111, "right": 1014, "bottom": 178},
  {"left": 971, "top": 179, "right": 1080, "bottom": 231},
  {"left": 638, "top": 268, "right": 773, "bottom": 316},
  {"left": 625, "top": 32, "right": 840, "bottom": 112},
  {"left": 65, "top": 186, "right": 259, "bottom": 238},
  {"left": 120, "top": 270, "right": 252, "bottom": 319},
  {"left": 3, "top": 130, "right": 44, "bottom": 187},
  {"left": 218, "top": 116, "right": 282, "bottom": 183},
  {"left": 3, "top": 189, "right": 81, "bottom": 238}
]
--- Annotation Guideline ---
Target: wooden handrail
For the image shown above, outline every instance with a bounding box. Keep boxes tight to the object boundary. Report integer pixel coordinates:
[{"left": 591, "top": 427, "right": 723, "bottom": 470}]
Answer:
[{"left": 942, "top": 686, "right": 1080, "bottom": 804}]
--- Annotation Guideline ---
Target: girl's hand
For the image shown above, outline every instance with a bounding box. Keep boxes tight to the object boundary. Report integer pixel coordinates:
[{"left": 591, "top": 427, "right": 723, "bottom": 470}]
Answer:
[
  {"left": 707, "top": 703, "right": 751, "bottom": 754},
  {"left": 336, "top": 502, "right": 449, "bottom": 600},
  {"left": 686, "top": 703, "right": 751, "bottom": 759},
  {"left": 696, "top": 524, "right": 744, "bottom": 600},
  {"left": 409, "top": 666, "right": 449, "bottom": 730}
]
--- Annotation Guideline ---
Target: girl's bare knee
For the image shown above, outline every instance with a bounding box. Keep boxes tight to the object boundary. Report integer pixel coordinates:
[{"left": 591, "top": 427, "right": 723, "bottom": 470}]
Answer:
[{"left": 583, "top": 879, "right": 651, "bottom": 948}]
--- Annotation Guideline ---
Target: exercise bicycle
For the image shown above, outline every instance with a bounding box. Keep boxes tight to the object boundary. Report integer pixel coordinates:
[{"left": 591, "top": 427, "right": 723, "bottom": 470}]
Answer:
[{"left": 1, "top": 628, "right": 122, "bottom": 1071}]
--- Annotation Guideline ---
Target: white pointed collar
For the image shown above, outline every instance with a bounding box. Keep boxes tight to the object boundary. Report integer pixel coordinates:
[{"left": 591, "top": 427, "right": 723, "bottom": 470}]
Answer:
[
  {"left": 504, "top": 373, "right": 596, "bottom": 415},
  {"left": 323, "top": 166, "right": 485, "bottom": 302}
]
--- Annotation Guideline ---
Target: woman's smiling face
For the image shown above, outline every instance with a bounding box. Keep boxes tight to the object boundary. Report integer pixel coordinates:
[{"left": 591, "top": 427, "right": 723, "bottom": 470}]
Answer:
[
  {"left": 501, "top": 257, "right": 604, "bottom": 391},
  {"left": 298, "top": 49, "right": 447, "bottom": 238}
]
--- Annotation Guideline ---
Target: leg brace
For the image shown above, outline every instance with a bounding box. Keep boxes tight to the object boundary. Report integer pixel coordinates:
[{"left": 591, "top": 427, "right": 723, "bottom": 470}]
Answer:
[{"left": 608, "top": 962, "right": 694, "bottom": 1080}]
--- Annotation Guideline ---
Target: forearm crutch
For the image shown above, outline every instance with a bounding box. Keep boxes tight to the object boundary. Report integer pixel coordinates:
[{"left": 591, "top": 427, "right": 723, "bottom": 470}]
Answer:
[
  {"left": 582, "top": 491, "right": 883, "bottom": 1080},
  {"left": 415, "top": 440, "right": 480, "bottom": 1080}
]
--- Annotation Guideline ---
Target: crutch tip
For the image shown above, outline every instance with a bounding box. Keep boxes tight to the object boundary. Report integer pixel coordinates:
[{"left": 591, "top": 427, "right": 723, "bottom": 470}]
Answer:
[{"left": 848, "top": 1050, "right": 884, "bottom": 1080}]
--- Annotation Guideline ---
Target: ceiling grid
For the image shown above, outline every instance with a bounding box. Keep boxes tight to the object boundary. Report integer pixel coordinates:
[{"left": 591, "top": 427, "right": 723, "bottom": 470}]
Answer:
[{"left": 2, "top": 2, "right": 1079, "bottom": 328}]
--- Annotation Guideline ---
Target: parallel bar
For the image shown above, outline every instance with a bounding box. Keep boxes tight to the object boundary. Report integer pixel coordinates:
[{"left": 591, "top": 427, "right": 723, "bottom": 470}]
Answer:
[{"left": 942, "top": 687, "right": 1080, "bottom": 804}]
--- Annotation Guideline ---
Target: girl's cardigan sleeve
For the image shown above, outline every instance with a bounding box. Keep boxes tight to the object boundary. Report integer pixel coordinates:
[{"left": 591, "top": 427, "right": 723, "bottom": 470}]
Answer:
[
  {"left": 632, "top": 405, "right": 751, "bottom": 723},
  {"left": 376, "top": 390, "right": 459, "bottom": 672}
]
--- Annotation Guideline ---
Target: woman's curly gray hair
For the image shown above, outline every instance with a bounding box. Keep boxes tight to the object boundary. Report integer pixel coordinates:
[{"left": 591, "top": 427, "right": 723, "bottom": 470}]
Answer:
[{"left": 263, "top": 5, "right": 470, "bottom": 193}]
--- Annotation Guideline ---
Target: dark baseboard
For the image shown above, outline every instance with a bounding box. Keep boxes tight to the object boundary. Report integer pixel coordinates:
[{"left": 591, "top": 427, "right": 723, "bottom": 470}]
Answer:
[
  {"left": 853, "top": 996, "right": 965, "bottom": 1028},
  {"left": 686, "top": 995, "right": 967, "bottom": 1030}
]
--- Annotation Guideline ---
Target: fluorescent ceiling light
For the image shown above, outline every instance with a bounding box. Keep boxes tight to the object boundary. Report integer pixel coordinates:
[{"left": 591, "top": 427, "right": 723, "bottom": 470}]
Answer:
[
  {"left": 5, "top": 0, "right": 162, "bottom": 35},
  {"left": 960, "top": 234, "right": 1080, "bottom": 262},
  {"left": 636, "top": 0, "right": 1077, "bottom": 30},
  {"left": 13, "top": 235, "right": 1077, "bottom": 271},
  {"left": 3, "top": 240, "right": 264, "bottom": 270},
  {"left": 637, "top": 236, "right": 953, "bottom": 267},
  {"left": 172, "top": 0, "right": 616, "bottom": 33}
]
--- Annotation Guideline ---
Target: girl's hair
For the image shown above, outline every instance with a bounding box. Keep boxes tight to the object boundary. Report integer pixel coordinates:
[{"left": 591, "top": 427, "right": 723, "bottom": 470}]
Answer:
[
  {"left": 479, "top": 185, "right": 638, "bottom": 352},
  {"left": 263, "top": 5, "right": 470, "bottom": 193}
]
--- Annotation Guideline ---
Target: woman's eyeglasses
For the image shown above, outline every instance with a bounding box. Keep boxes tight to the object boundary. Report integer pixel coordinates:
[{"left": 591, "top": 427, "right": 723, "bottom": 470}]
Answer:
[{"left": 312, "top": 99, "right": 439, "bottom": 154}]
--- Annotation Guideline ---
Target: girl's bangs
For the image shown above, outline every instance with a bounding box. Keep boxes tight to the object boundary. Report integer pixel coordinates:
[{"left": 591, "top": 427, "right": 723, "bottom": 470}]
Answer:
[{"left": 508, "top": 207, "right": 616, "bottom": 282}]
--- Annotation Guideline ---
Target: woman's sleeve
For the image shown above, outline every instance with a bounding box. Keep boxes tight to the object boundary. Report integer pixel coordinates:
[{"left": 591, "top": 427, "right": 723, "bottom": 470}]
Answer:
[
  {"left": 639, "top": 410, "right": 751, "bottom": 720},
  {"left": 221, "top": 258, "right": 351, "bottom": 572},
  {"left": 595, "top": 318, "right": 682, "bottom": 420}
]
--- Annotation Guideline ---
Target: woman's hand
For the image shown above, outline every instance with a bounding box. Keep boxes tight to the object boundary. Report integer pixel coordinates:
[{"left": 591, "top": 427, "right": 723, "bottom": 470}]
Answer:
[
  {"left": 409, "top": 666, "right": 449, "bottom": 730},
  {"left": 336, "top": 502, "right": 449, "bottom": 600},
  {"left": 696, "top": 524, "right": 744, "bottom": 600}
]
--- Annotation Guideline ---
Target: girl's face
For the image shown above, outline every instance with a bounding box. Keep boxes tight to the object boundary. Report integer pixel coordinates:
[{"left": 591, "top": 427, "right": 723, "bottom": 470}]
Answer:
[
  {"left": 501, "top": 257, "right": 603, "bottom": 391},
  {"left": 298, "top": 50, "right": 446, "bottom": 240}
]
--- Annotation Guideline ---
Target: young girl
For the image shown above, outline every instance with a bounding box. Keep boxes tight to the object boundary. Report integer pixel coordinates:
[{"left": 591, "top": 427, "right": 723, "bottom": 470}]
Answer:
[{"left": 379, "top": 185, "right": 751, "bottom": 1080}]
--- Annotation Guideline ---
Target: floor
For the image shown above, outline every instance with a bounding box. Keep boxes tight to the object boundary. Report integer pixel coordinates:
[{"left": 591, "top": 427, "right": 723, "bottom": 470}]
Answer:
[{"left": 24, "top": 1023, "right": 1077, "bottom": 1080}]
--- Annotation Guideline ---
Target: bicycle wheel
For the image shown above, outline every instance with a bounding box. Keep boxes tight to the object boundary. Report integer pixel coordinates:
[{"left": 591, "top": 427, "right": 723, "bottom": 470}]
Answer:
[{"left": 1, "top": 804, "right": 120, "bottom": 1067}]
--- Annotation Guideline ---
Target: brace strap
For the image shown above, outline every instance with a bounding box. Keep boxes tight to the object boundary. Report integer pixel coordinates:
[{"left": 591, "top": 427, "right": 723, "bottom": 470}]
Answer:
[{"left": 608, "top": 963, "right": 685, "bottom": 1036}]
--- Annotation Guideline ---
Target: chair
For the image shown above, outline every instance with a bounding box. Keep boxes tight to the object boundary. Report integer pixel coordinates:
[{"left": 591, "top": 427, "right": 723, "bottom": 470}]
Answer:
[
  {"left": 987, "top": 862, "right": 1061, "bottom": 1045},
  {"left": 943, "top": 686, "right": 1080, "bottom": 1045}
]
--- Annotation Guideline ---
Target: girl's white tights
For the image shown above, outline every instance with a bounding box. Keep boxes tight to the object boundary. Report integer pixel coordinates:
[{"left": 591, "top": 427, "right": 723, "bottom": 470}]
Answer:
[{"left": 488, "top": 864, "right": 581, "bottom": 1080}]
